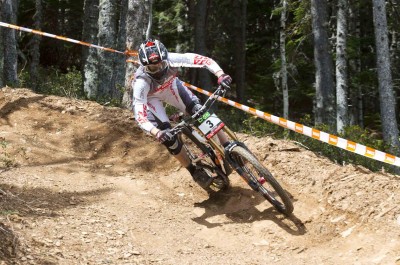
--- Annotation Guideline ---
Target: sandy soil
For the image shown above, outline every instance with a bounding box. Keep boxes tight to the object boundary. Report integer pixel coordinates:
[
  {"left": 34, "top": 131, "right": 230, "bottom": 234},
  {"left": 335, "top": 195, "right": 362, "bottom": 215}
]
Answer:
[{"left": 1, "top": 87, "right": 399, "bottom": 265}]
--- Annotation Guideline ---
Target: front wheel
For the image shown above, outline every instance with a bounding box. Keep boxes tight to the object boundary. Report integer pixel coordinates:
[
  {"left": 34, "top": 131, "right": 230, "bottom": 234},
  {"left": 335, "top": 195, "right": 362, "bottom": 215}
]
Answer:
[{"left": 229, "top": 146, "right": 293, "bottom": 215}]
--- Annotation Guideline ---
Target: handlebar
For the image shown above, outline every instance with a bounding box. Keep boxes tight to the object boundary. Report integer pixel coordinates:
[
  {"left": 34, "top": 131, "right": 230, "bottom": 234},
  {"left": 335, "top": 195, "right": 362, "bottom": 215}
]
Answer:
[
  {"left": 169, "top": 85, "right": 227, "bottom": 136},
  {"left": 192, "top": 85, "right": 227, "bottom": 119}
]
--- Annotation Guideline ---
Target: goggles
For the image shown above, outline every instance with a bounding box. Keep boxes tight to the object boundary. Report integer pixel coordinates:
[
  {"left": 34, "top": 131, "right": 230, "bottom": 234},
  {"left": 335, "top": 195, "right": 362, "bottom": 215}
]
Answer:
[{"left": 145, "top": 61, "right": 168, "bottom": 74}]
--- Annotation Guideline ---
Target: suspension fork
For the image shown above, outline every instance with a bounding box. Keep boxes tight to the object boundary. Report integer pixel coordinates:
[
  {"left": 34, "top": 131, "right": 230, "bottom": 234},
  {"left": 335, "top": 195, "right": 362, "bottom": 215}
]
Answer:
[
  {"left": 206, "top": 125, "right": 238, "bottom": 158},
  {"left": 201, "top": 126, "right": 238, "bottom": 176}
]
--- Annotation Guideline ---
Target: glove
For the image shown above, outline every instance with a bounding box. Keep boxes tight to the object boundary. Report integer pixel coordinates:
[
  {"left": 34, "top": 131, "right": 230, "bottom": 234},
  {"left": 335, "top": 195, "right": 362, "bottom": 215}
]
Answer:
[
  {"left": 217, "top": 74, "right": 232, "bottom": 89},
  {"left": 190, "top": 103, "right": 203, "bottom": 115},
  {"left": 156, "top": 129, "right": 173, "bottom": 143},
  {"left": 169, "top": 112, "right": 184, "bottom": 122}
]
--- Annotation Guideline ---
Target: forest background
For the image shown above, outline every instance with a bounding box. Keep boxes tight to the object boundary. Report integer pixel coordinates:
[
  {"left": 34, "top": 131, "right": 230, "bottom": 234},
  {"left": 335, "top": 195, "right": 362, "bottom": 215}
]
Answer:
[{"left": 0, "top": 0, "right": 400, "bottom": 174}]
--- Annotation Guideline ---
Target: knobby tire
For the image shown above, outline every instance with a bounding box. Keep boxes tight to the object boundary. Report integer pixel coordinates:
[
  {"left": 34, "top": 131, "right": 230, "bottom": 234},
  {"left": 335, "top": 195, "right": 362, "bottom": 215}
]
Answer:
[{"left": 230, "top": 146, "right": 294, "bottom": 215}]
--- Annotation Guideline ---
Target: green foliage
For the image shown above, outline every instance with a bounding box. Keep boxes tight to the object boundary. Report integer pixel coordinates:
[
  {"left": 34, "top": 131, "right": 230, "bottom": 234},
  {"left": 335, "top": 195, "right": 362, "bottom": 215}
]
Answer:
[
  {"left": 20, "top": 66, "right": 85, "bottom": 99},
  {"left": 153, "top": 0, "right": 192, "bottom": 52},
  {"left": 217, "top": 107, "right": 286, "bottom": 137},
  {"left": 230, "top": 112, "right": 395, "bottom": 173},
  {"left": 243, "top": 117, "right": 286, "bottom": 138},
  {"left": 289, "top": 0, "right": 312, "bottom": 37},
  {"left": 0, "top": 210, "right": 19, "bottom": 216},
  {"left": 216, "top": 105, "right": 395, "bottom": 173},
  {"left": 0, "top": 138, "right": 16, "bottom": 169},
  {"left": 290, "top": 124, "right": 393, "bottom": 172}
]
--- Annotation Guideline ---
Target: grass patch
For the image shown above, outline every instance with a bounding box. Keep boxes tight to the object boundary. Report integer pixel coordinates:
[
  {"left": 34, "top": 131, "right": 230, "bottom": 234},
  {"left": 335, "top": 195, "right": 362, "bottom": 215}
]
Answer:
[{"left": 0, "top": 138, "right": 17, "bottom": 169}]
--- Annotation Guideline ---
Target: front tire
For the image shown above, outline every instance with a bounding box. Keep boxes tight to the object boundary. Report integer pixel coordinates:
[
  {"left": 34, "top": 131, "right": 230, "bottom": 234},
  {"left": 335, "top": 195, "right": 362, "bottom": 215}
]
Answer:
[{"left": 230, "top": 146, "right": 293, "bottom": 215}]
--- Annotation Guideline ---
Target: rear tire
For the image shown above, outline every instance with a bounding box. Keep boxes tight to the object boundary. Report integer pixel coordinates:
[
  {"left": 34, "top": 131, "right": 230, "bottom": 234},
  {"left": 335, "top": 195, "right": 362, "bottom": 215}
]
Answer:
[{"left": 230, "top": 146, "right": 293, "bottom": 215}]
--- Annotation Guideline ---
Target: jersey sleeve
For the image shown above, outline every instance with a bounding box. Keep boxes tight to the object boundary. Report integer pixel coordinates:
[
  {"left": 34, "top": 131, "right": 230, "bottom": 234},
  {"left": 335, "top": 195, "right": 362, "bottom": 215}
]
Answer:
[
  {"left": 132, "top": 78, "right": 155, "bottom": 133},
  {"left": 168, "top": 53, "right": 223, "bottom": 75}
]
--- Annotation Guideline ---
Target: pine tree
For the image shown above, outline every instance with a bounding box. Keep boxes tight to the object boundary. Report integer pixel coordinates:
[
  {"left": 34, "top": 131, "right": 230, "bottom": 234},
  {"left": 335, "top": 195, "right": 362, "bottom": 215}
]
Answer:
[
  {"left": 2, "top": 0, "right": 19, "bottom": 87},
  {"left": 97, "top": 0, "right": 118, "bottom": 100},
  {"left": 311, "top": 0, "right": 336, "bottom": 128},
  {"left": 122, "top": 0, "right": 149, "bottom": 107},
  {"left": 336, "top": 0, "right": 349, "bottom": 133},
  {"left": 82, "top": 0, "right": 100, "bottom": 98},
  {"left": 29, "top": 0, "right": 42, "bottom": 91},
  {"left": 372, "top": 0, "right": 400, "bottom": 156}
]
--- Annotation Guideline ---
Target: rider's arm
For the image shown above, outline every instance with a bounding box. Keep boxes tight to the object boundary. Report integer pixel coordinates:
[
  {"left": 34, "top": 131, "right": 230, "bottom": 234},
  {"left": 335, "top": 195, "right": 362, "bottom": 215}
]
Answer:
[
  {"left": 150, "top": 127, "right": 160, "bottom": 136},
  {"left": 168, "top": 52, "right": 225, "bottom": 78},
  {"left": 132, "top": 78, "right": 158, "bottom": 135}
]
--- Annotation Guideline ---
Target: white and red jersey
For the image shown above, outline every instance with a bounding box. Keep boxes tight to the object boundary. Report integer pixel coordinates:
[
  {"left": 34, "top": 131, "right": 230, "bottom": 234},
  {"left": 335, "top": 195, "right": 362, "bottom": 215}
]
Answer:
[{"left": 132, "top": 53, "right": 223, "bottom": 133}]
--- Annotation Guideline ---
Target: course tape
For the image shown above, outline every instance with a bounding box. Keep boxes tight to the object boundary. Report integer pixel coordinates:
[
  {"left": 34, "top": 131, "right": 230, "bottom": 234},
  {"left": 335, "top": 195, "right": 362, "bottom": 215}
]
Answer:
[
  {"left": 0, "top": 21, "right": 138, "bottom": 57},
  {"left": 183, "top": 83, "right": 400, "bottom": 168},
  {"left": 1, "top": 21, "right": 397, "bottom": 167}
]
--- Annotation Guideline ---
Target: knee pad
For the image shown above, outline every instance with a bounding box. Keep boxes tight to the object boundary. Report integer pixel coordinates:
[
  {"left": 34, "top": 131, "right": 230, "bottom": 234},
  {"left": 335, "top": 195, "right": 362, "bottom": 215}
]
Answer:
[
  {"left": 158, "top": 122, "right": 183, "bottom": 155},
  {"left": 163, "top": 135, "right": 183, "bottom": 155}
]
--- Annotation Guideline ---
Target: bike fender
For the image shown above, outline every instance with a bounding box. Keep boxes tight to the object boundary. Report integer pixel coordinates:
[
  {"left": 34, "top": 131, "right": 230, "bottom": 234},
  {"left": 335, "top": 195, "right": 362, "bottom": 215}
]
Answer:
[{"left": 224, "top": 141, "right": 249, "bottom": 170}]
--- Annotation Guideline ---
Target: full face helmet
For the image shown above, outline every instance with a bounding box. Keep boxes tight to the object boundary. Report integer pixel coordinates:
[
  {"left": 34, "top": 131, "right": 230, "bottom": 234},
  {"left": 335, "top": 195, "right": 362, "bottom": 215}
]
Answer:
[{"left": 138, "top": 39, "right": 169, "bottom": 77}]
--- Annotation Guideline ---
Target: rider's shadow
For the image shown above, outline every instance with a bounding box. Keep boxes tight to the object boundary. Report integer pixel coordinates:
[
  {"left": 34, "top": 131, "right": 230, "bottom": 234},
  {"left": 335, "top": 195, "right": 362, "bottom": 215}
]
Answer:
[{"left": 191, "top": 186, "right": 305, "bottom": 236}]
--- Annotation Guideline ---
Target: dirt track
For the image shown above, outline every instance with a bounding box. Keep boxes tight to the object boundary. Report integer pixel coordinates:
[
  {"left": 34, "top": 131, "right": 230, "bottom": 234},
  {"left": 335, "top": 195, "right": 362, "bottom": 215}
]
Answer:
[{"left": 1, "top": 87, "right": 400, "bottom": 265}]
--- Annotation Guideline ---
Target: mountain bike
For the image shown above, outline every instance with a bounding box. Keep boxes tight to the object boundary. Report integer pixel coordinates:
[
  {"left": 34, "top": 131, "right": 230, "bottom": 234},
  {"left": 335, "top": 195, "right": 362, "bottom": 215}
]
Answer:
[{"left": 169, "top": 85, "right": 294, "bottom": 216}]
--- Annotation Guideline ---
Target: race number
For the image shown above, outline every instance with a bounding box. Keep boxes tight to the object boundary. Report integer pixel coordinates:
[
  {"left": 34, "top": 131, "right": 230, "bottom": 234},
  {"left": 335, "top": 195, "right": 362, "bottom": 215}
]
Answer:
[{"left": 197, "top": 112, "right": 225, "bottom": 139}]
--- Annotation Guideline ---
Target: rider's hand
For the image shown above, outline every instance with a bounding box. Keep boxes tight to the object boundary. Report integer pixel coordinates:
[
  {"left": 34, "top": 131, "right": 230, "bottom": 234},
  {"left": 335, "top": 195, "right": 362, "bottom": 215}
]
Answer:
[
  {"left": 217, "top": 74, "right": 232, "bottom": 89},
  {"left": 169, "top": 112, "right": 183, "bottom": 122},
  {"left": 190, "top": 104, "right": 203, "bottom": 115},
  {"left": 156, "top": 129, "right": 173, "bottom": 143}
]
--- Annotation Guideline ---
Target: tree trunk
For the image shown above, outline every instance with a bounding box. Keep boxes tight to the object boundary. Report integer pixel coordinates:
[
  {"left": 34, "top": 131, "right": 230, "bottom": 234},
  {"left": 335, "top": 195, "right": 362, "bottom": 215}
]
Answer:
[
  {"left": 194, "top": 0, "right": 212, "bottom": 90},
  {"left": 122, "top": 0, "right": 149, "bottom": 108},
  {"left": 388, "top": 0, "right": 400, "bottom": 93},
  {"left": 280, "top": 0, "right": 288, "bottom": 119},
  {"left": 2, "top": 0, "right": 19, "bottom": 87},
  {"left": 336, "top": 0, "right": 349, "bottom": 133},
  {"left": 58, "top": 0, "right": 66, "bottom": 34},
  {"left": 82, "top": 0, "right": 99, "bottom": 98},
  {"left": 0, "top": 1, "right": 4, "bottom": 87},
  {"left": 372, "top": 0, "right": 400, "bottom": 155},
  {"left": 233, "top": 0, "right": 247, "bottom": 103},
  {"left": 146, "top": 0, "right": 153, "bottom": 39},
  {"left": 97, "top": 0, "right": 118, "bottom": 100},
  {"left": 29, "top": 0, "right": 43, "bottom": 91},
  {"left": 187, "top": 0, "right": 197, "bottom": 85},
  {"left": 348, "top": 2, "right": 363, "bottom": 127},
  {"left": 111, "top": 0, "right": 128, "bottom": 101},
  {"left": 311, "top": 0, "right": 336, "bottom": 128}
]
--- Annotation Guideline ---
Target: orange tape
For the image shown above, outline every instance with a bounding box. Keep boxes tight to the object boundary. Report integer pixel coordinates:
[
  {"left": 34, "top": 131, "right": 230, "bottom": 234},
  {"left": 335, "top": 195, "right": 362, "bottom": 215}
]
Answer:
[
  {"left": 184, "top": 83, "right": 400, "bottom": 168},
  {"left": 0, "top": 21, "right": 136, "bottom": 57}
]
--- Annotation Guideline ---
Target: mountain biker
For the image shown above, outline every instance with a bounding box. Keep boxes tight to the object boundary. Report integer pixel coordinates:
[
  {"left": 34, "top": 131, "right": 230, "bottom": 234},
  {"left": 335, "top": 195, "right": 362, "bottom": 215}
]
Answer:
[{"left": 132, "top": 38, "right": 232, "bottom": 189}]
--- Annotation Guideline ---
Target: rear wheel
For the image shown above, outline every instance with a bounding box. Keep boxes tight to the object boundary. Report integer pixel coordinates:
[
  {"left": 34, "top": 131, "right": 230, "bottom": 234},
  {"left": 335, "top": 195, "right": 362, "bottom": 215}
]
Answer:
[{"left": 230, "top": 146, "right": 293, "bottom": 215}]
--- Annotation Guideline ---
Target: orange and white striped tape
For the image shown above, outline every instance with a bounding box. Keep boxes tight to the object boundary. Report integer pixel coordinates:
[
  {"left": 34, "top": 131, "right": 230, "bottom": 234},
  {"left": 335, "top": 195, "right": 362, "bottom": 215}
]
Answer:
[
  {"left": 0, "top": 21, "right": 138, "bottom": 57},
  {"left": 184, "top": 83, "right": 400, "bottom": 167},
  {"left": 1, "top": 21, "right": 398, "bottom": 167}
]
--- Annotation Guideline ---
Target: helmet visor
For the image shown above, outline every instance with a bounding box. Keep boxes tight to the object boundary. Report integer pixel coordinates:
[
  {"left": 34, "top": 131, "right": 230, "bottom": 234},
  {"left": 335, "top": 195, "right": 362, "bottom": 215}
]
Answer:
[{"left": 145, "top": 61, "right": 167, "bottom": 74}]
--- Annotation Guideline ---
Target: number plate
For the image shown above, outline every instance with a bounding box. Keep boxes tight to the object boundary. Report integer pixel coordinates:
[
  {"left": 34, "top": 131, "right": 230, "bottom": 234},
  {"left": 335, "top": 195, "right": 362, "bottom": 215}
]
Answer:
[{"left": 197, "top": 112, "right": 225, "bottom": 139}]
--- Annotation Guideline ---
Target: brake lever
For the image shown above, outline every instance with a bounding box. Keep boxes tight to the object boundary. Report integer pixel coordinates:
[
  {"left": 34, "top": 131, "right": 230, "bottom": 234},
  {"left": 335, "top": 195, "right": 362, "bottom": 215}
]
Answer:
[{"left": 191, "top": 85, "right": 225, "bottom": 120}]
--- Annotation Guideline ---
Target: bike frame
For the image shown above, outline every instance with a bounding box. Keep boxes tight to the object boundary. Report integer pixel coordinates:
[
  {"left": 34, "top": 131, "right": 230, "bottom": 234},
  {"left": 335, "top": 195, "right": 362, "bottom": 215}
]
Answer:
[
  {"left": 171, "top": 86, "right": 294, "bottom": 214},
  {"left": 189, "top": 86, "right": 239, "bottom": 167},
  {"left": 169, "top": 86, "right": 236, "bottom": 174}
]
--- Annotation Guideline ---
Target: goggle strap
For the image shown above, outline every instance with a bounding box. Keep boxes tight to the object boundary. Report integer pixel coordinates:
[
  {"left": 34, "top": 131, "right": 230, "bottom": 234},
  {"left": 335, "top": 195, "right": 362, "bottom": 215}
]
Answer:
[
  {"left": 140, "top": 43, "right": 149, "bottom": 64},
  {"left": 155, "top": 40, "right": 162, "bottom": 60}
]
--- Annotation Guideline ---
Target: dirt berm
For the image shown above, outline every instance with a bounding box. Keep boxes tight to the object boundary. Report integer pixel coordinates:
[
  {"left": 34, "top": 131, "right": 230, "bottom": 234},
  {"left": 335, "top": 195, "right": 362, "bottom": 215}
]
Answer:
[{"left": 0, "top": 87, "right": 399, "bottom": 264}]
